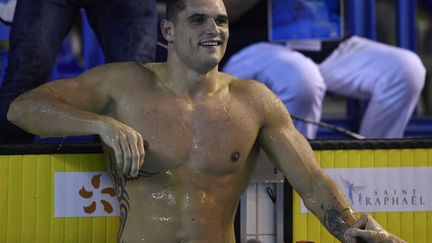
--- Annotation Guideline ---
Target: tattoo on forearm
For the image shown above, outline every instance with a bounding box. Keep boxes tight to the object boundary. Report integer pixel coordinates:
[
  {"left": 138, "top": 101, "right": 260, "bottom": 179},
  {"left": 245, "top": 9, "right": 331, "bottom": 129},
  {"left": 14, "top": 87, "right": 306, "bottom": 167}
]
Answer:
[{"left": 323, "top": 206, "right": 347, "bottom": 237}]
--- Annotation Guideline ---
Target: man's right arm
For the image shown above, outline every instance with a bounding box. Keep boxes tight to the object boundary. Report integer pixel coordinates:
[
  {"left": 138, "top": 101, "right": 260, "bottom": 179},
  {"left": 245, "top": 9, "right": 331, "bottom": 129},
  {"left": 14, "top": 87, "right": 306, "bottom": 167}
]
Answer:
[{"left": 7, "top": 63, "right": 145, "bottom": 177}]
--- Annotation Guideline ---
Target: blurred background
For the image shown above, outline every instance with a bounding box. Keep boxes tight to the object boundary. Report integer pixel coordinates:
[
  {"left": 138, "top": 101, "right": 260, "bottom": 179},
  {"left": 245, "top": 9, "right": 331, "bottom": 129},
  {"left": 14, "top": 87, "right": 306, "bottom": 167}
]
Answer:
[{"left": 0, "top": 0, "right": 431, "bottom": 140}]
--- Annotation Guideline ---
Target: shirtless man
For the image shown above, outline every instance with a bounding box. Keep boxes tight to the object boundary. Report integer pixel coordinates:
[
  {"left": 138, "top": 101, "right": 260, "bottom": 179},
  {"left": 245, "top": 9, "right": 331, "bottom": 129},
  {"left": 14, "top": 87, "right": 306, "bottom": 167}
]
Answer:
[{"left": 8, "top": 0, "right": 365, "bottom": 242}]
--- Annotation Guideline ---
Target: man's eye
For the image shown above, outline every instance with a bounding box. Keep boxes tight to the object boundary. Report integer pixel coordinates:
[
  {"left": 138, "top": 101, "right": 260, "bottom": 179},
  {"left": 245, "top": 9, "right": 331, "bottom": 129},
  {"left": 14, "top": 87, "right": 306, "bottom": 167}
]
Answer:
[
  {"left": 215, "top": 18, "right": 227, "bottom": 26},
  {"left": 191, "top": 17, "right": 206, "bottom": 24}
]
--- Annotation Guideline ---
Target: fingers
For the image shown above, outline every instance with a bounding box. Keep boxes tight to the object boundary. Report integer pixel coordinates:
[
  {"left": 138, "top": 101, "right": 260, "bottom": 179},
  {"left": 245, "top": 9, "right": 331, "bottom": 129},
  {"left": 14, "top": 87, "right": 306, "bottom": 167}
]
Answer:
[
  {"left": 128, "top": 133, "right": 145, "bottom": 178},
  {"left": 345, "top": 228, "right": 376, "bottom": 241},
  {"left": 138, "top": 138, "right": 146, "bottom": 169},
  {"left": 352, "top": 214, "right": 369, "bottom": 229},
  {"left": 111, "top": 140, "right": 124, "bottom": 171},
  {"left": 99, "top": 119, "right": 145, "bottom": 178},
  {"left": 345, "top": 215, "right": 396, "bottom": 243},
  {"left": 344, "top": 214, "right": 370, "bottom": 243},
  {"left": 119, "top": 130, "right": 145, "bottom": 178},
  {"left": 119, "top": 132, "right": 132, "bottom": 174},
  {"left": 344, "top": 228, "right": 360, "bottom": 243},
  {"left": 364, "top": 214, "right": 382, "bottom": 231}
]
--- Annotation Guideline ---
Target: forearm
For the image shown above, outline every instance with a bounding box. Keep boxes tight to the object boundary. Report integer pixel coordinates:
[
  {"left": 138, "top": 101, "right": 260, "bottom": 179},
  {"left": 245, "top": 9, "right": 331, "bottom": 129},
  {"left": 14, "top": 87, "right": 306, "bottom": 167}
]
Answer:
[
  {"left": 7, "top": 92, "right": 106, "bottom": 138},
  {"left": 291, "top": 134, "right": 357, "bottom": 240},
  {"left": 303, "top": 173, "right": 357, "bottom": 241}
]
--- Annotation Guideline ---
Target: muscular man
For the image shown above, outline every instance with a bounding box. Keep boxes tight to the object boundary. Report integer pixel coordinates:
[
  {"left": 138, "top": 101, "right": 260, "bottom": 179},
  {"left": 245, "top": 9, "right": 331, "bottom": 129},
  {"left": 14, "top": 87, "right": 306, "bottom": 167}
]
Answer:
[{"left": 8, "top": 0, "right": 359, "bottom": 242}]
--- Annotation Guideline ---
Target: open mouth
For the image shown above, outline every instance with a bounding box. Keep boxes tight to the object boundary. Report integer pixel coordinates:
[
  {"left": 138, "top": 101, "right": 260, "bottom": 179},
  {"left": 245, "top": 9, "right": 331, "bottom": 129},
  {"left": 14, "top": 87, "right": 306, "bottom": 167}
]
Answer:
[{"left": 199, "top": 40, "right": 223, "bottom": 48}]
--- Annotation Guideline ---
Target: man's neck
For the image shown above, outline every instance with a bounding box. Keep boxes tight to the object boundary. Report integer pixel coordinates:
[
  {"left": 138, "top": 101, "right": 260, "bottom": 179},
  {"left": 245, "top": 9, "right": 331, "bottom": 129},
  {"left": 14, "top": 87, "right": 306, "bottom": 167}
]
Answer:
[{"left": 163, "top": 53, "right": 222, "bottom": 98}]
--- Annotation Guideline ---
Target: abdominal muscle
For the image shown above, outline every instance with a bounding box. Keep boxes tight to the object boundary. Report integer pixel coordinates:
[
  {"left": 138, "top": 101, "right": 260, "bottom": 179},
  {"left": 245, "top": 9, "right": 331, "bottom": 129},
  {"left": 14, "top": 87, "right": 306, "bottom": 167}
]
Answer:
[{"left": 117, "top": 169, "right": 241, "bottom": 243}]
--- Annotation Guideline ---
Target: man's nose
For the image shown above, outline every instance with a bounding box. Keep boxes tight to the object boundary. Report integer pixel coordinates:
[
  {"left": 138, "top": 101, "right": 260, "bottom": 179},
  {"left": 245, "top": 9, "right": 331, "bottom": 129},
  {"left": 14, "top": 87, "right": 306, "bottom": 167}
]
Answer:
[{"left": 205, "top": 19, "right": 220, "bottom": 34}]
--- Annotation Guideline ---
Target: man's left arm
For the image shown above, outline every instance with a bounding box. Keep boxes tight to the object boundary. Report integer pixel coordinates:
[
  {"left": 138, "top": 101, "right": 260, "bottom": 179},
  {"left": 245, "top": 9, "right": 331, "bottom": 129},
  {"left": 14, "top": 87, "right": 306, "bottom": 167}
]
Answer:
[{"left": 255, "top": 84, "right": 357, "bottom": 241}]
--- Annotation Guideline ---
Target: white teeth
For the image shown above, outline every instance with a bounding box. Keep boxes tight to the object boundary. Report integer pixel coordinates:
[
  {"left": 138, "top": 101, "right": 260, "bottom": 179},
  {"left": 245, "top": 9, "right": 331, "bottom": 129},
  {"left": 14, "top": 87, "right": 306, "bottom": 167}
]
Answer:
[{"left": 200, "top": 41, "right": 220, "bottom": 46}]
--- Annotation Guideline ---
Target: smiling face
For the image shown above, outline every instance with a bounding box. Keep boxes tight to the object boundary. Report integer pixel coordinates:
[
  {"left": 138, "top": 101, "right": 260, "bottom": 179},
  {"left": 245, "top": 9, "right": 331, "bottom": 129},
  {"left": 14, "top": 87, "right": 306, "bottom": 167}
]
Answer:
[{"left": 163, "top": 0, "right": 229, "bottom": 73}]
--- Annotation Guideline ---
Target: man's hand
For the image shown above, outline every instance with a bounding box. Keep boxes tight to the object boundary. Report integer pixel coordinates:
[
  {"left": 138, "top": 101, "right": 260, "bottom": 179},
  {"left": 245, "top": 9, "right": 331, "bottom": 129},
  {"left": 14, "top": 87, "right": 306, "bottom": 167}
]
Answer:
[
  {"left": 99, "top": 117, "right": 145, "bottom": 178},
  {"left": 344, "top": 214, "right": 407, "bottom": 243}
]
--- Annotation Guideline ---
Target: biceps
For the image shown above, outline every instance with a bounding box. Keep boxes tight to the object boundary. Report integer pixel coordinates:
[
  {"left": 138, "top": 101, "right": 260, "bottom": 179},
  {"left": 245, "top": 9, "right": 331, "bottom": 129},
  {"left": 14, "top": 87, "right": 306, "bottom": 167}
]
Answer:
[{"left": 258, "top": 126, "right": 321, "bottom": 194}]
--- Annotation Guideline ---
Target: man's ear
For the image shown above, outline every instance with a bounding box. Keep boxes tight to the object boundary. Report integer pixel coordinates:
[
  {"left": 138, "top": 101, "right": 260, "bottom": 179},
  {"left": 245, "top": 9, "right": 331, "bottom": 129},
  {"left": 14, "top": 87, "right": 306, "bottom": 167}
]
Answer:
[{"left": 161, "top": 19, "right": 174, "bottom": 43}]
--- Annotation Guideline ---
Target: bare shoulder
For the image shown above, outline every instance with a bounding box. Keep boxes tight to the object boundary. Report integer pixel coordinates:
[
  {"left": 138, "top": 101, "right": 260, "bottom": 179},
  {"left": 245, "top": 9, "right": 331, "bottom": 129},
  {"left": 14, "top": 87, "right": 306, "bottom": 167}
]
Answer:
[
  {"left": 221, "top": 72, "right": 285, "bottom": 124},
  {"left": 223, "top": 72, "right": 290, "bottom": 126},
  {"left": 222, "top": 72, "right": 278, "bottom": 105},
  {"left": 68, "top": 61, "right": 158, "bottom": 98},
  {"left": 78, "top": 61, "right": 155, "bottom": 86}
]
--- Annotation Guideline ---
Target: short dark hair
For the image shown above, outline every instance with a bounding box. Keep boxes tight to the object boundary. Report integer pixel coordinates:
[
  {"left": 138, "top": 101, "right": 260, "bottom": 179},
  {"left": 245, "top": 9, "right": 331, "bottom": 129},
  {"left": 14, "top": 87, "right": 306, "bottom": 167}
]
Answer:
[{"left": 166, "top": 0, "right": 187, "bottom": 23}]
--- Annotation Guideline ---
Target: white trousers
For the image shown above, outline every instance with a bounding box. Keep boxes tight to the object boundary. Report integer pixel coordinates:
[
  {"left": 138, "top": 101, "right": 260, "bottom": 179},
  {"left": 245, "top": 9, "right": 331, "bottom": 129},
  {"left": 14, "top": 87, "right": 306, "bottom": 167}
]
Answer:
[{"left": 223, "top": 36, "right": 426, "bottom": 139}]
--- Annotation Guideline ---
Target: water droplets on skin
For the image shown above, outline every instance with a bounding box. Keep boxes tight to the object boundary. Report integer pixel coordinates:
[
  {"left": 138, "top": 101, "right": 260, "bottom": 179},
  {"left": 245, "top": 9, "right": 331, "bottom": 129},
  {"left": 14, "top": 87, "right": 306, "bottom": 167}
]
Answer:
[
  {"left": 200, "top": 192, "right": 208, "bottom": 204},
  {"left": 151, "top": 185, "right": 176, "bottom": 205},
  {"left": 184, "top": 193, "right": 191, "bottom": 208},
  {"left": 269, "top": 135, "right": 277, "bottom": 143},
  {"left": 281, "top": 128, "right": 296, "bottom": 137},
  {"left": 219, "top": 93, "right": 230, "bottom": 116},
  {"left": 210, "top": 96, "right": 219, "bottom": 115},
  {"left": 191, "top": 103, "right": 201, "bottom": 152},
  {"left": 189, "top": 101, "right": 196, "bottom": 113},
  {"left": 151, "top": 216, "right": 174, "bottom": 223},
  {"left": 167, "top": 192, "right": 176, "bottom": 206},
  {"left": 265, "top": 96, "right": 281, "bottom": 110},
  {"left": 174, "top": 100, "right": 188, "bottom": 136},
  {"left": 153, "top": 104, "right": 164, "bottom": 150},
  {"left": 218, "top": 90, "right": 234, "bottom": 152},
  {"left": 192, "top": 137, "right": 199, "bottom": 151},
  {"left": 152, "top": 191, "right": 165, "bottom": 200}
]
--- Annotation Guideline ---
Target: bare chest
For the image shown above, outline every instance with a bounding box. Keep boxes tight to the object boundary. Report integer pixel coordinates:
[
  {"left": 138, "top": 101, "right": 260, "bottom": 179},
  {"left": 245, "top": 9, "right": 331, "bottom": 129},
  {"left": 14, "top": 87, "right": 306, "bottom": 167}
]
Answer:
[{"left": 115, "top": 94, "right": 261, "bottom": 175}]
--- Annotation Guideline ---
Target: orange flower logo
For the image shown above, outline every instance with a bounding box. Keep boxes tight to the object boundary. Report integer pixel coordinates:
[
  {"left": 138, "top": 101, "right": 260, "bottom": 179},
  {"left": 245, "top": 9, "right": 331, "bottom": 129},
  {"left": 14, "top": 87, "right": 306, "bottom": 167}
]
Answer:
[{"left": 78, "top": 174, "right": 117, "bottom": 214}]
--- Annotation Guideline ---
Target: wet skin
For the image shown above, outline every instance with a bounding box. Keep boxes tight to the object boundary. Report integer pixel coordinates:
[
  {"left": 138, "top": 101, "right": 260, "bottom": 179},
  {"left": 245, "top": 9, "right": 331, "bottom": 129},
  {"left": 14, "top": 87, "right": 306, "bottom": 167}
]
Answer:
[
  {"left": 7, "top": 0, "right": 358, "bottom": 241},
  {"left": 103, "top": 63, "right": 262, "bottom": 242},
  {"left": 7, "top": 51, "right": 358, "bottom": 243}
]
